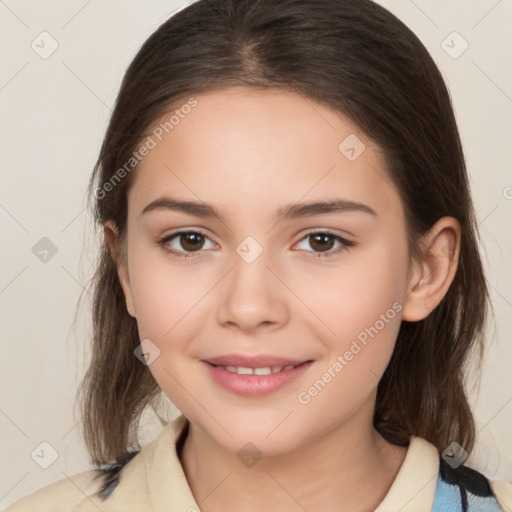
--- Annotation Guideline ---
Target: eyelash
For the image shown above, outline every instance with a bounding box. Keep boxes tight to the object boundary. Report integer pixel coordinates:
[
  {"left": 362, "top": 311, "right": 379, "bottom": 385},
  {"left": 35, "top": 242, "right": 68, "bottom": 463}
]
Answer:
[{"left": 157, "top": 229, "right": 355, "bottom": 260}]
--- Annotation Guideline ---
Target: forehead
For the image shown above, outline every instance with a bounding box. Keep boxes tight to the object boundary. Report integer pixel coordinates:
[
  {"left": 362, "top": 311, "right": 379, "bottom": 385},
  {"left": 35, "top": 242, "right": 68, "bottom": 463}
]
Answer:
[{"left": 129, "top": 86, "right": 402, "bottom": 221}]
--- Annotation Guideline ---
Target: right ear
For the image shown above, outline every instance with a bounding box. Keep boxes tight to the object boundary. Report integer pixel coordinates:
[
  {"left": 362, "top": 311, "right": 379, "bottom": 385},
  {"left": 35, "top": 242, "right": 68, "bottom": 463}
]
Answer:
[{"left": 103, "top": 220, "right": 136, "bottom": 318}]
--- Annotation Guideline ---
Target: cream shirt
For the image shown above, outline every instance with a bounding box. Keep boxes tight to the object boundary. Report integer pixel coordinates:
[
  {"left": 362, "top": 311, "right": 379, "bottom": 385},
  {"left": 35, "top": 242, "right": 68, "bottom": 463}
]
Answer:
[{"left": 6, "top": 414, "right": 512, "bottom": 511}]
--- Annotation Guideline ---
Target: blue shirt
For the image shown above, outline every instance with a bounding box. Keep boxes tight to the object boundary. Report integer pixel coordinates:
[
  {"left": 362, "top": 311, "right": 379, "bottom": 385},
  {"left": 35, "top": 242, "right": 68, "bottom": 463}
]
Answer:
[{"left": 432, "top": 455, "right": 504, "bottom": 511}]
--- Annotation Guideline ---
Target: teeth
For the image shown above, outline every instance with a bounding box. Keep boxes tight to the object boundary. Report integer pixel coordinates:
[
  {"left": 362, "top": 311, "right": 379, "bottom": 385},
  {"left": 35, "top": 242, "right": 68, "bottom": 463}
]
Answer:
[
  {"left": 218, "top": 364, "right": 298, "bottom": 375},
  {"left": 254, "top": 367, "right": 272, "bottom": 375}
]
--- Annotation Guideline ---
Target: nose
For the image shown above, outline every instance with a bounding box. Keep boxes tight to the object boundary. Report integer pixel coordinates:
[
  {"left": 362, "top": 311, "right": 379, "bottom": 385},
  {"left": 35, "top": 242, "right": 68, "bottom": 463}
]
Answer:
[{"left": 215, "top": 241, "right": 290, "bottom": 333}]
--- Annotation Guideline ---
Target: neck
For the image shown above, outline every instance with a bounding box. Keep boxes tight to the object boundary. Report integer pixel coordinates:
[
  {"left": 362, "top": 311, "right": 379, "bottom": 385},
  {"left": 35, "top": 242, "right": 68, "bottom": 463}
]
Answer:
[{"left": 178, "top": 403, "right": 408, "bottom": 512}]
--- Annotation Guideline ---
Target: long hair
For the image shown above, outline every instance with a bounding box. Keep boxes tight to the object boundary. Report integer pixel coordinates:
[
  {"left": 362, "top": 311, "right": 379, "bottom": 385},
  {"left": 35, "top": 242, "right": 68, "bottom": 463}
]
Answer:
[{"left": 76, "top": 0, "right": 490, "bottom": 466}]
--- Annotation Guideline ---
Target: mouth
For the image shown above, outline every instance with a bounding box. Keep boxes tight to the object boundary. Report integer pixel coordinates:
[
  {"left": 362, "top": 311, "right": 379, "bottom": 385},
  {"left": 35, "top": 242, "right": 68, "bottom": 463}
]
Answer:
[
  {"left": 201, "top": 356, "right": 314, "bottom": 397},
  {"left": 204, "top": 361, "right": 307, "bottom": 375}
]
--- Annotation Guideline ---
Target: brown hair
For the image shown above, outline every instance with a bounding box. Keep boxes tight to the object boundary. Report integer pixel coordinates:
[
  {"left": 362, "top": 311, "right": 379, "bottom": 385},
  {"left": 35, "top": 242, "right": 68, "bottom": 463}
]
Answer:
[{"left": 77, "top": 0, "right": 490, "bottom": 467}]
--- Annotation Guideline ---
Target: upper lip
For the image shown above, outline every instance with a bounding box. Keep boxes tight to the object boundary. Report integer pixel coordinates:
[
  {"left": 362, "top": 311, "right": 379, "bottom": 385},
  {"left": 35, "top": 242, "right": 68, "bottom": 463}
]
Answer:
[{"left": 202, "top": 354, "right": 312, "bottom": 368}]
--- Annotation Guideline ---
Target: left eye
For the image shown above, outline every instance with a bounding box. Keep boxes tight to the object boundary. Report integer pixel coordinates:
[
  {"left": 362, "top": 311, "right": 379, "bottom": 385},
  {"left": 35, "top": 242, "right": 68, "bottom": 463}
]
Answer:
[
  {"left": 157, "top": 230, "right": 354, "bottom": 259},
  {"left": 295, "top": 231, "right": 354, "bottom": 257}
]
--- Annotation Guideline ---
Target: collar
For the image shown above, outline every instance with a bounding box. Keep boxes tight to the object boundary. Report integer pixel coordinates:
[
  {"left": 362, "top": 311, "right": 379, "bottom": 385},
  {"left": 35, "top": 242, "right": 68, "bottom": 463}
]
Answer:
[
  {"left": 99, "top": 414, "right": 199, "bottom": 511},
  {"left": 375, "top": 435, "right": 439, "bottom": 511},
  {"left": 101, "top": 415, "right": 440, "bottom": 511}
]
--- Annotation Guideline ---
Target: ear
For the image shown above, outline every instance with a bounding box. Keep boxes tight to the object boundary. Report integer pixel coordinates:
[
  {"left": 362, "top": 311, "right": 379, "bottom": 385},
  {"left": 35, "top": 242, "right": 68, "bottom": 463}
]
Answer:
[
  {"left": 103, "top": 220, "right": 136, "bottom": 318},
  {"left": 401, "top": 217, "right": 461, "bottom": 322}
]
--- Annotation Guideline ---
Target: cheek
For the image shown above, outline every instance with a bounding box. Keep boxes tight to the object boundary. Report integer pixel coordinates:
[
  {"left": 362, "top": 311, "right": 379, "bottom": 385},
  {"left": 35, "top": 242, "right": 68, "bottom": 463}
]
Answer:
[
  {"left": 128, "top": 246, "right": 209, "bottom": 339},
  {"left": 294, "top": 235, "right": 408, "bottom": 343},
  {"left": 293, "top": 235, "right": 407, "bottom": 399},
  {"left": 127, "top": 252, "right": 207, "bottom": 409},
  {"left": 304, "top": 290, "right": 401, "bottom": 409},
  {"left": 294, "top": 271, "right": 404, "bottom": 428}
]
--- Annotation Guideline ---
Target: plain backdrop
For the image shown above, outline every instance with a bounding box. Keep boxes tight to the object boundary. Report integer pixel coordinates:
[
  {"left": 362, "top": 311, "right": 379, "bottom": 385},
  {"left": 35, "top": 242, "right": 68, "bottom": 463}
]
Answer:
[{"left": 1, "top": 0, "right": 511, "bottom": 508}]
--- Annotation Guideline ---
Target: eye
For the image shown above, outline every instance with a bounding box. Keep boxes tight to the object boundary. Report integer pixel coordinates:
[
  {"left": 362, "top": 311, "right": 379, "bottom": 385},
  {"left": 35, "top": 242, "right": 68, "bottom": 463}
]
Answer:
[
  {"left": 157, "top": 229, "right": 354, "bottom": 260},
  {"left": 157, "top": 230, "right": 216, "bottom": 259},
  {"left": 295, "top": 230, "right": 354, "bottom": 258}
]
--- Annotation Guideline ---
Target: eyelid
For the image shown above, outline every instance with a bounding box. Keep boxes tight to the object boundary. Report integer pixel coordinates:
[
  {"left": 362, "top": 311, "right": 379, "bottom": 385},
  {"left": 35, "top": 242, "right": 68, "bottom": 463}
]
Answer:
[{"left": 295, "top": 228, "right": 354, "bottom": 244}]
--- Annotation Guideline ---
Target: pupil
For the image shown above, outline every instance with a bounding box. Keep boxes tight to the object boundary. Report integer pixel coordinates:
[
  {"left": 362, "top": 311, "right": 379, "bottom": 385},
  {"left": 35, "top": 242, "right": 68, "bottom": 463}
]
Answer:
[
  {"left": 311, "top": 234, "right": 333, "bottom": 252},
  {"left": 182, "top": 233, "right": 203, "bottom": 251}
]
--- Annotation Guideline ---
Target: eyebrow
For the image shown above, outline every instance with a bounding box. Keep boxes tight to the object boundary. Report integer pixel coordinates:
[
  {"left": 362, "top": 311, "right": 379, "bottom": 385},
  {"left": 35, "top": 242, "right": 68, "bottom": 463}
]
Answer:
[{"left": 141, "top": 196, "right": 377, "bottom": 222}]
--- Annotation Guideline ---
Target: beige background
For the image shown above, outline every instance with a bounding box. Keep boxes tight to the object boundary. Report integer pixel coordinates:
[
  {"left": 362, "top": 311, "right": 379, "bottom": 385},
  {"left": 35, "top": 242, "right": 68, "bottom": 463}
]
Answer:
[{"left": 1, "top": 0, "right": 511, "bottom": 508}]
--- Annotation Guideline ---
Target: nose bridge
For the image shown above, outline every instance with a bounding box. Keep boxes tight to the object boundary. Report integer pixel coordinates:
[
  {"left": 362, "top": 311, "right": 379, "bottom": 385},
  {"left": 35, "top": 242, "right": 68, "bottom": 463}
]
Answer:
[
  {"left": 227, "top": 199, "right": 295, "bottom": 282},
  {"left": 230, "top": 233, "right": 277, "bottom": 299},
  {"left": 217, "top": 233, "right": 287, "bottom": 329},
  {"left": 235, "top": 234, "right": 266, "bottom": 266},
  {"left": 223, "top": 205, "right": 277, "bottom": 274}
]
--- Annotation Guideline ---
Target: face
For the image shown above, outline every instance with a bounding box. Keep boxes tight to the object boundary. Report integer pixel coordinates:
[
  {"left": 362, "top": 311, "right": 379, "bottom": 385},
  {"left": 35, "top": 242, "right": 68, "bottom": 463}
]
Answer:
[{"left": 114, "top": 87, "right": 415, "bottom": 456}]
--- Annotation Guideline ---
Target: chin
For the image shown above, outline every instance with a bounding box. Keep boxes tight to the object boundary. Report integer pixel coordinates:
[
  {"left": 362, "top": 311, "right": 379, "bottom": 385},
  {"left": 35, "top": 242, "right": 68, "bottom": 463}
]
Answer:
[{"left": 197, "top": 411, "right": 311, "bottom": 458}]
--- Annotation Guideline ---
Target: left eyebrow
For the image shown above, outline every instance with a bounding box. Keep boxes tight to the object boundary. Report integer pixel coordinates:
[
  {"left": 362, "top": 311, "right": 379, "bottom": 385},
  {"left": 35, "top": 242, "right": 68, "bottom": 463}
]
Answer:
[
  {"left": 141, "top": 196, "right": 377, "bottom": 222},
  {"left": 276, "top": 199, "right": 377, "bottom": 223}
]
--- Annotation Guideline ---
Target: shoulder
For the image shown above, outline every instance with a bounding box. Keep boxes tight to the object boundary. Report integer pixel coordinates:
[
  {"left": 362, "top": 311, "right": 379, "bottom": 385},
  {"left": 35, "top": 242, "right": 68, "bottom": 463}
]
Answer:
[
  {"left": 4, "top": 469, "right": 104, "bottom": 511},
  {"left": 490, "top": 479, "right": 512, "bottom": 512},
  {"left": 437, "top": 456, "right": 512, "bottom": 511},
  {"left": 5, "top": 451, "right": 141, "bottom": 512},
  {"left": 5, "top": 417, "right": 188, "bottom": 511}
]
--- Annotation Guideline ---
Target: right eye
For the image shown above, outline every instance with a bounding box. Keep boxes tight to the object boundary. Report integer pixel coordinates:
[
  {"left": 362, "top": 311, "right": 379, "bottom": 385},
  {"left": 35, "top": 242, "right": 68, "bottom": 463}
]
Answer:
[{"left": 157, "top": 230, "right": 217, "bottom": 259}]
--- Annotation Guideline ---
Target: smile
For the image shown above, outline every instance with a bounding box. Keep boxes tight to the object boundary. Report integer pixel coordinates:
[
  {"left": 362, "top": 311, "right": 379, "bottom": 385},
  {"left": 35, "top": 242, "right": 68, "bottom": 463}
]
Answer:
[
  {"left": 202, "top": 359, "right": 314, "bottom": 397},
  {"left": 211, "top": 363, "right": 301, "bottom": 375}
]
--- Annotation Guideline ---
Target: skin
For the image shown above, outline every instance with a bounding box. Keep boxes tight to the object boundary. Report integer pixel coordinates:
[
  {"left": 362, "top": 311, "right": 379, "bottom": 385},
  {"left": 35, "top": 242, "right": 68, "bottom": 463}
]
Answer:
[{"left": 105, "top": 86, "right": 461, "bottom": 511}]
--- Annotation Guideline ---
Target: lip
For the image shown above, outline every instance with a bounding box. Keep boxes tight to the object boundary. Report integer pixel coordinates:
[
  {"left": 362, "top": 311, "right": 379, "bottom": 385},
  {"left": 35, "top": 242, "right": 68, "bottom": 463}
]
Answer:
[
  {"left": 201, "top": 355, "right": 314, "bottom": 398},
  {"left": 203, "top": 354, "right": 308, "bottom": 368}
]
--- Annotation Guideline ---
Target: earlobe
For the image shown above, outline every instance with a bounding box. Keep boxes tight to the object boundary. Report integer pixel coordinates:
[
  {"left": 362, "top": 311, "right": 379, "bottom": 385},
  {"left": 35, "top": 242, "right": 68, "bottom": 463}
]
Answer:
[
  {"left": 103, "top": 220, "right": 137, "bottom": 318},
  {"left": 401, "top": 217, "right": 461, "bottom": 322}
]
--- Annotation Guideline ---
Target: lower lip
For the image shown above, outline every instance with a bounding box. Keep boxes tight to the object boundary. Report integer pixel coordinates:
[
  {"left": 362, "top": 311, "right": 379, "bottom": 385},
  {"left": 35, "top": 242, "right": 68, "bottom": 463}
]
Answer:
[{"left": 202, "top": 360, "right": 314, "bottom": 398}]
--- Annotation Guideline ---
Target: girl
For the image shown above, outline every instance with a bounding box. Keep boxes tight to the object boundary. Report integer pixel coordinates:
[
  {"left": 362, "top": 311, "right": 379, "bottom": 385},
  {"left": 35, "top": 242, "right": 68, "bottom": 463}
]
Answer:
[{"left": 7, "top": 0, "right": 512, "bottom": 510}]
